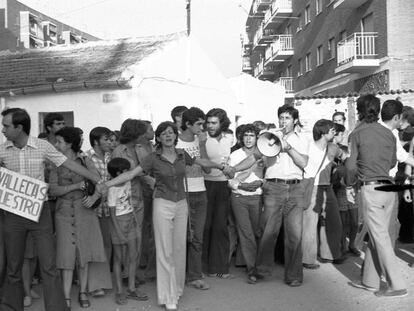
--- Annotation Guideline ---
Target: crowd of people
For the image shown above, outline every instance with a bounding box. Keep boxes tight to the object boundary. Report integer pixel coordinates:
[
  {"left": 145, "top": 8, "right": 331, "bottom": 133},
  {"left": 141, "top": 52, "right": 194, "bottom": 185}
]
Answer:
[{"left": 0, "top": 96, "right": 413, "bottom": 311}]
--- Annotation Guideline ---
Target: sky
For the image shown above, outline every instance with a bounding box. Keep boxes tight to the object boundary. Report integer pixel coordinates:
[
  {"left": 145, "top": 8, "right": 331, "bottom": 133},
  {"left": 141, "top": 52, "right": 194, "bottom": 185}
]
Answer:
[{"left": 20, "top": 0, "right": 253, "bottom": 78}]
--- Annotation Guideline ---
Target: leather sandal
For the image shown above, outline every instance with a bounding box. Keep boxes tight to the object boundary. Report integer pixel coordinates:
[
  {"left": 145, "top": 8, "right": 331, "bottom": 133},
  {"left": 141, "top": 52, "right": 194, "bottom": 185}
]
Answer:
[{"left": 78, "top": 292, "right": 90, "bottom": 308}]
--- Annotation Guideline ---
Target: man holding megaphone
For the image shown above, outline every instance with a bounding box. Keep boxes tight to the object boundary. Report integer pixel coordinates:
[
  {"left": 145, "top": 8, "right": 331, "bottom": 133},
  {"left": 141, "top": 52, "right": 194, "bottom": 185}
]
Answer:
[{"left": 234, "top": 104, "right": 309, "bottom": 287}]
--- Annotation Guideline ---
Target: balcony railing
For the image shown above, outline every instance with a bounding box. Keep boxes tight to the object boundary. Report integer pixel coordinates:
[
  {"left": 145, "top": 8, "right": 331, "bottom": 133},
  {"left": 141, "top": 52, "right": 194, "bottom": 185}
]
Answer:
[
  {"left": 255, "top": 60, "right": 274, "bottom": 79},
  {"left": 264, "top": 0, "right": 293, "bottom": 26},
  {"left": 265, "top": 35, "right": 293, "bottom": 61},
  {"left": 337, "top": 32, "right": 377, "bottom": 65},
  {"left": 253, "top": 24, "right": 275, "bottom": 48},
  {"left": 334, "top": 0, "right": 368, "bottom": 9},
  {"left": 278, "top": 77, "right": 294, "bottom": 93},
  {"left": 253, "top": 0, "right": 273, "bottom": 15}
]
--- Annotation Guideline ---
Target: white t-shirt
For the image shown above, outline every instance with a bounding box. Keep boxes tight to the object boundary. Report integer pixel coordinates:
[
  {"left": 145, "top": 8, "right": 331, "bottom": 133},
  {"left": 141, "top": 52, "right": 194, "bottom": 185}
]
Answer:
[
  {"left": 176, "top": 137, "right": 206, "bottom": 192},
  {"left": 107, "top": 182, "right": 133, "bottom": 216},
  {"left": 303, "top": 142, "right": 332, "bottom": 185},
  {"left": 205, "top": 133, "right": 234, "bottom": 182},
  {"left": 229, "top": 148, "right": 263, "bottom": 196}
]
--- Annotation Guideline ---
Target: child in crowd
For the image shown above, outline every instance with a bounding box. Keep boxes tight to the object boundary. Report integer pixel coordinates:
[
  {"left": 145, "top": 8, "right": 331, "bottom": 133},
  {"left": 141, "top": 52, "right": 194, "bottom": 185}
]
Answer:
[{"left": 107, "top": 158, "right": 148, "bottom": 305}]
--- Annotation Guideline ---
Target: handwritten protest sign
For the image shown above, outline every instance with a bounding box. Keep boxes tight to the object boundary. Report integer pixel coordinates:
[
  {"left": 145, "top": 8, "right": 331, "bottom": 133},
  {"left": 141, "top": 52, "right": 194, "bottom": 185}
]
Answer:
[{"left": 0, "top": 167, "right": 48, "bottom": 222}]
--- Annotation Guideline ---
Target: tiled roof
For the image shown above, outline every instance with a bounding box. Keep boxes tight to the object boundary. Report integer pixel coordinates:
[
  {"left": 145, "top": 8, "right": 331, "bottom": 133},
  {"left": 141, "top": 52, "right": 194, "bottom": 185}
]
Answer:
[{"left": 0, "top": 32, "right": 183, "bottom": 93}]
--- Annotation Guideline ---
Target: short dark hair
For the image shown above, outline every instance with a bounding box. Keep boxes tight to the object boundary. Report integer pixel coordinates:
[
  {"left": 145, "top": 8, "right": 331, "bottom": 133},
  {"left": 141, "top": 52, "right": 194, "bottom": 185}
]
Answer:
[
  {"left": 402, "top": 106, "right": 414, "bottom": 126},
  {"left": 38, "top": 132, "right": 48, "bottom": 139},
  {"left": 235, "top": 124, "right": 247, "bottom": 142},
  {"left": 89, "top": 126, "right": 112, "bottom": 147},
  {"left": 119, "top": 119, "right": 147, "bottom": 144},
  {"left": 381, "top": 99, "right": 403, "bottom": 122},
  {"left": 206, "top": 108, "right": 231, "bottom": 132},
  {"left": 155, "top": 121, "right": 178, "bottom": 148},
  {"left": 107, "top": 157, "right": 131, "bottom": 178},
  {"left": 239, "top": 124, "right": 259, "bottom": 147},
  {"left": 313, "top": 119, "right": 334, "bottom": 141},
  {"left": 43, "top": 112, "right": 64, "bottom": 133},
  {"left": 356, "top": 94, "right": 380, "bottom": 123},
  {"left": 55, "top": 126, "right": 82, "bottom": 153},
  {"left": 278, "top": 104, "right": 299, "bottom": 120},
  {"left": 333, "top": 123, "right": 345, "bottom": 134},
  {"left": 171, "top": 106, "right": 188, "bottom": 122},
  {"left": 1, "top": 108, "right": 31, "bottom": 135},
  {"left": 253, "top": 120, "right": 266, "bottom": 131},
  {"left": 181, "top": 107, "right": 205, "bottom": 130},
  {"left": 332, "top": 111, "right": 346, "bottom": 122}
]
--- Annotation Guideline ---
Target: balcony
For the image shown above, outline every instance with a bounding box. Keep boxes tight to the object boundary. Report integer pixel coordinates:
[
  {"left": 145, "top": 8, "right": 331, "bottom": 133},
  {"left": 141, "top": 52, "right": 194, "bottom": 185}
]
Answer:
[
  {"left": 255, "top": 60, "right": 274, "bottom": 80},
  {"left": 242, "top": 56, "right": 253, "bottom": 73},
  {"left": 264, "top": 0, "right": 293, "bottom": 29},
  {"left": 253, "top": 24, "right": 276, "bottom": 50},
  {"left": 276, "top": 77, "right": 294, "bottom": 97},
  {"left": 334, "top": 0, "right": 368, "bottom": 9},
  {"left": 264, "top": 35, "right": 294, "bottom": 65},
  {"left": 252, "top": 0, "right": 273, "bottom": 17},
  {"left": 335, "top": 32, "right": 379, "bottom": 74}
]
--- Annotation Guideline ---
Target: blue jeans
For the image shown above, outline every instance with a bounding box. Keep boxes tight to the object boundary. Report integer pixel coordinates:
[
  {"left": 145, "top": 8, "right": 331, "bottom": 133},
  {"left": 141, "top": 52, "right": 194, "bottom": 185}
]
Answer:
[
  {"left": 231, "top": 194, "right": 261, "bottom": 275},
  {"left": 1, "top": 208, "right": 66, "bottom": 311},
  {"left": 187, "top": 192, "right": 208, "bottom": 281},
  {"left": 257, "top": 181, "right": 304, "bottom": 283}
]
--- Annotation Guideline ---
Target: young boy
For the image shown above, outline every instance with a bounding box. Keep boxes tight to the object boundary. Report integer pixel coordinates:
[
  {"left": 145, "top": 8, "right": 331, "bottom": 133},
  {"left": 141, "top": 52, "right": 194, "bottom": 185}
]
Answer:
[{"left": 107, "top": 158, "right": 148, "bottom": 305}]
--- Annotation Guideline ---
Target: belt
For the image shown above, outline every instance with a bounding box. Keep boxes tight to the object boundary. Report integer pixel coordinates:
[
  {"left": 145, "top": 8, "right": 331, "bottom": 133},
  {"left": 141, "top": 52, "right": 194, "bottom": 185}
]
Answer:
[
  {"left": 266, "top": 178, "right": 301, "bottom": 184},
  {"left": 362, "top": 180, "right": 392, "bottom": 186}
]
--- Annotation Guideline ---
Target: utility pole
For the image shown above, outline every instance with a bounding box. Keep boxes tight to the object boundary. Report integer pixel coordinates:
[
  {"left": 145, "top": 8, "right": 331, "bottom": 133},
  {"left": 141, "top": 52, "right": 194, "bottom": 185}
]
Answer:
[{"left": 186, "top": 0, "right": 191, "bottom": 36}]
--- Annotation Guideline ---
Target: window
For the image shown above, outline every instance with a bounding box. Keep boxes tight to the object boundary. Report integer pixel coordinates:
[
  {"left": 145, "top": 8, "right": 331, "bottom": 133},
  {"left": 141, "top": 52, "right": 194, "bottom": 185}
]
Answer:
[
  {"left": 328, "top": 37, "right": 336, "bottom": 59},
  {"left": 297, "top": 14, "right": 303, "bottom": 32},
  {"left": 286, "top": 65, "right": 292, "bottom": 77},
  {"left": 339, "top": 30, "right": 347, "bottom": 42},
  {"left": 305, "top": 53, "right": 311, "bottom": 72},
  {"left": 361, "top": 13, "right": 374, "bottom": 32},
  {"left": 305, "top": 5, "right": 311, "bottom": 24},
  {"left": 317, "top": 45, "right": 323, "bottom": 66},
  {"left": 285, "top": 24, "right": 292, "bottom": 35},
  {"left": 297, "top": 58, "right": 303, "bottom": 76},
  {"left": 316, "top": 0, "right": 323, "bottom": 14}
]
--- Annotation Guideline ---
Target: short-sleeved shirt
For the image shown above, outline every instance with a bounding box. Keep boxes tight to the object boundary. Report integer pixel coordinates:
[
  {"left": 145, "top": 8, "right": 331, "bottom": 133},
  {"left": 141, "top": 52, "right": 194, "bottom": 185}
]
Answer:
[
  {"left": 346, "top": 121, "right": 397, "bottom": 185},
  {"left": 141, "top": 148, "right": 194, "bottom": 202},
  {"left": 107, "top": 182, "right": 133, "bottom": 216},
  {"left": 0, "top": 136, "right": 67, "bottom": 181},
  {"left": 264, "top": 131, "right": 309, "bottom": 180},
  {"left": 204, "top": 133, "right": 234, "bottom": 182},
  {"left": 176, "top": 137, "right": 206, "bottom": 192},
  {"left": 304, "top": 142, "right": 340, "bottom": 185}
]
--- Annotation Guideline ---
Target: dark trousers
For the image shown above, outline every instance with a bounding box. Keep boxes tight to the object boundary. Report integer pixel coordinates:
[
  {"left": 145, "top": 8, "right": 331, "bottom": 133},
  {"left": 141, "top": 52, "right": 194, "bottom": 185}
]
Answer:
[
  {"left": 187, "top": 191, "right": 208, "bottom": 281},
  {"left": 203, "top": 181, "right": 230, "bottom": 274},
  {"left": 257, "top": 181, "right": 304, "bottom": 283},
  {"left": 231, "top": 194, "right": 261, "bottom": 275},
  {"left": 340, "top": 209, "right": 359, "bottom": 252},
  {"left": 0, "top": 208, "right": 66, "bottom": 311},
  {"left": 398, "top": 193, "right": 414, "bottom": 242}
]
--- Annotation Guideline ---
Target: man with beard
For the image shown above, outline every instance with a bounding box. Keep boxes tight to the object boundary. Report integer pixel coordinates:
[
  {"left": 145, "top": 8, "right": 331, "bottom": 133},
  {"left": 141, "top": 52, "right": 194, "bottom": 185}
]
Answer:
[
  {"left": 228, "top": 124, "right": 264, "bottom": 284},
  {"left": 203, "top": 108, "right": 234, "bottom": 278}
]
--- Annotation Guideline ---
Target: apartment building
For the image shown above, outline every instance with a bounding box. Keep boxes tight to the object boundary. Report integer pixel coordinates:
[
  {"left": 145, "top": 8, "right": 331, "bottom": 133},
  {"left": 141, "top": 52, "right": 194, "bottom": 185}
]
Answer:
[
  {"left": 243, "top": 0, "right": 414, "bottom": 99},
  {"left": 0, "top": 0, "right": 99, "bottom": 51}
]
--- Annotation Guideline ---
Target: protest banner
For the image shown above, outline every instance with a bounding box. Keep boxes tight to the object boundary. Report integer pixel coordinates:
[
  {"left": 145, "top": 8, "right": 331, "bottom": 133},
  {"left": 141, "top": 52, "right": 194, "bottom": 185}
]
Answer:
[{"left": 0, "top": 167, "right": 49, "bottom": 222}]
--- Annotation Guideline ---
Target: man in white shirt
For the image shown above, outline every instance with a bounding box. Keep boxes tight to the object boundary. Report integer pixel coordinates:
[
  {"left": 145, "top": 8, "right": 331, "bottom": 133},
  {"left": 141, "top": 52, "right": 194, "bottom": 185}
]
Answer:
[
  {"left": 203, "top": 108, "right": 234, "bottom": 278},
  {"left": 255, "top": 104, "right": 309, "bottom": 287},
  {"left": 177, "top": 107, "right": 210, "bottom": 290}
]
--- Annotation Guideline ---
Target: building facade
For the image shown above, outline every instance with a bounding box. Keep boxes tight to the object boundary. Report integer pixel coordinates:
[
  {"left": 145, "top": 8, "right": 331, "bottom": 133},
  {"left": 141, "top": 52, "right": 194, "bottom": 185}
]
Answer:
[
  {"left": 0, "top": 0, "right": 99, "bottom": 51},
  {"left": 243, "top": 0, "right": 414, "bottom": 99}
]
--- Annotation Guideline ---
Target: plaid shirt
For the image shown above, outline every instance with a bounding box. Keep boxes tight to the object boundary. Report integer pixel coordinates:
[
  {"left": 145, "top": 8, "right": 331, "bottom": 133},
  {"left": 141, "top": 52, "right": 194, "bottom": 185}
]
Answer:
[
  {"left": 85, "top": 148, "right": 111, "bottom": 217},
  {"left": 0, "top": 136, "right": 67, "bottom": 180}
]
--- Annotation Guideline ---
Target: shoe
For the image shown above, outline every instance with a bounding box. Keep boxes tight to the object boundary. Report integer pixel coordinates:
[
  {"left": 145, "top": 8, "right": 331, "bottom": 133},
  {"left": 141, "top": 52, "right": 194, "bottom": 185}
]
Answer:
[
  {"left": 165, "top": 303, "right": 177, "bottom": 311},
  {"left": 303, "top": 263, "right": 320, "bottom": 270},
  {"left": 187, "top": 279, "right": 210, "bottom": 290},
  {"left": 90, "top": 288, "right": 105, "bottom": 297},
  {"left": 247, "top": 274, "right": 257, "bottom": 284},
  {"left": 318, "top": 258, "right": 333, "bottom": 263},
  {"left": 115, "top": 292, "right": 127, "bottom": 305},
  {"left": 126, "top": 288, "right": 148, "bottom": 301},
  {"left": 254, "top": 272, "right": 265, "bottom": 280},
  {"left": 208, "top": 273, "right": 232, "bottom": 279},
  {"left": 78, "top": 292, "right": 90, "bottom": 308},
  {"left": 23, "top": 296, "right": 32, "bottom": 307},
  {"left": 348, "top": 280, "right": 376, "bottom": 292},
  {"left": 333, "top": 257, "right": 347, "bottom": 265},
  {"left": 348, "top": 247, "right": 361, "bottom": 257},
  {"left": 286, "top": 280, "right": 302, "bottom": 287},
  {"left": 374, "top": 289, "right": 408, "bottom": 298}
]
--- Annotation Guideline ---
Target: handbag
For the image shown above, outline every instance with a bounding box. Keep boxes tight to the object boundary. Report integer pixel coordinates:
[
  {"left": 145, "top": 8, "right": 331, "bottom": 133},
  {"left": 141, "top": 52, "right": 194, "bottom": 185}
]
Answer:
[
  {"left": 80, "top": 156, "right": 102, "bottom": 209},
  {"left": 303, "top": 147, "right": 328, "bottom": 209}
]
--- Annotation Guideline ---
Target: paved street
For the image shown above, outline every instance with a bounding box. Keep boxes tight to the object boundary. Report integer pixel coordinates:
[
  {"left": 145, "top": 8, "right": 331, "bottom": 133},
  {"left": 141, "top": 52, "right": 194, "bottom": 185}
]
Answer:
[{"left": 26, "top": 241, "right": 414, "bottom": 311}]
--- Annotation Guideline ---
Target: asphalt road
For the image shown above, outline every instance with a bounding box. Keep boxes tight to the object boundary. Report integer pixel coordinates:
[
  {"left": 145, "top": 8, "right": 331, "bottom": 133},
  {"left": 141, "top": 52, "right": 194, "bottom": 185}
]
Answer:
[{"left": 26, "top": 242, "right": 414, "bottom": 311}]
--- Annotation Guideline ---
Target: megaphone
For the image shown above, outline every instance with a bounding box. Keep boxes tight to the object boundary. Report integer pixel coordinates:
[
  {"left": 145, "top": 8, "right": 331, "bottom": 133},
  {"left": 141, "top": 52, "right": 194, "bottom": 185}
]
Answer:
[{"left": 257, "top": 130, "right": 284, "bottom": 157}]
